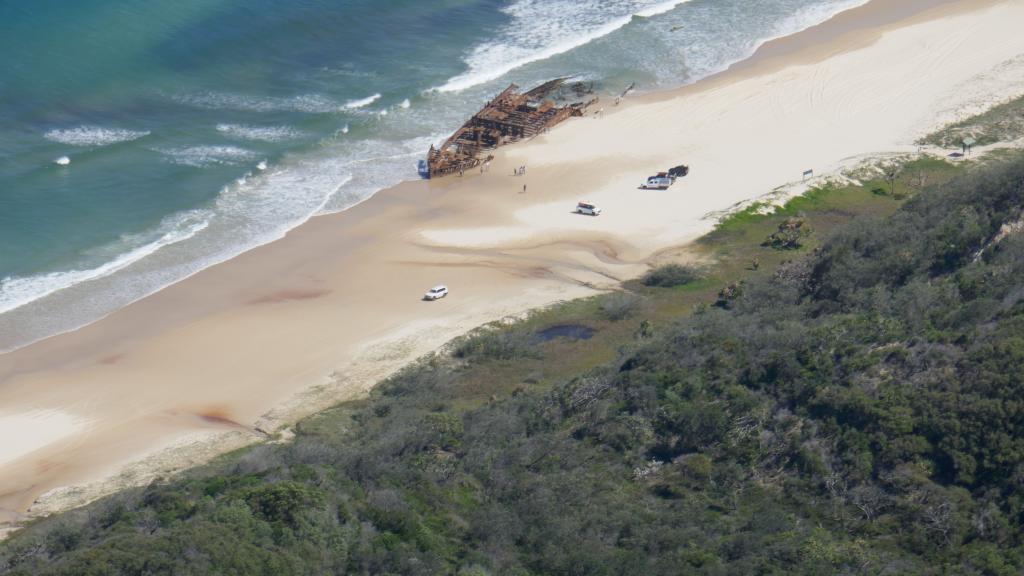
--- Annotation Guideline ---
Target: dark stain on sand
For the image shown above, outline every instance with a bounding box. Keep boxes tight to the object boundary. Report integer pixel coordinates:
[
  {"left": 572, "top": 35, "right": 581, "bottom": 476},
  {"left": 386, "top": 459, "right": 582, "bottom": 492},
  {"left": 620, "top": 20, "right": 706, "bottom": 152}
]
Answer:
[
  {"left": 196, "top": 408, "right": 247, "bottom": 430},
  {"left": 99, "top": 354, "right": 125, "bottom": 365},
  {"left": 249, "top": 288, "right": 331, "bottom": 305}
]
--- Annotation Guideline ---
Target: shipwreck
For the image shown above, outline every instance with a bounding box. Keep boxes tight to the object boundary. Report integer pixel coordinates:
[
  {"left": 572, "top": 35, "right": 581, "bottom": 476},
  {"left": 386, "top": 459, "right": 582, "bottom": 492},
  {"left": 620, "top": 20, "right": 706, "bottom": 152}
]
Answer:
[{"left": 424, "top": 78, "right": 597, "bottom": 179}]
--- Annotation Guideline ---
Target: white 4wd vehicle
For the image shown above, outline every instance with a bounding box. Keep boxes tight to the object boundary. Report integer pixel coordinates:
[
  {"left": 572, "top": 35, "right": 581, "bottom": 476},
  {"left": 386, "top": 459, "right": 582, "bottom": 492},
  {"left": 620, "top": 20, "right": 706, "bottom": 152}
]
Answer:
[
  {"left": 424, "top": 284, "right": 448, "bottom": 300},
  {"left": 576, "top": 201, "right": 601, "bottom": 216}
]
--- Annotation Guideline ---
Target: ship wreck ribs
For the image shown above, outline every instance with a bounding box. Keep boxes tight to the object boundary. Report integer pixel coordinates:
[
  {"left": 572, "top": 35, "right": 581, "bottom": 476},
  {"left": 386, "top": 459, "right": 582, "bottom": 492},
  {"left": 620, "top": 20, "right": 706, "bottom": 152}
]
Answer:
[{"left": 426, "top": 78, "right": 596, "bottom": 178}]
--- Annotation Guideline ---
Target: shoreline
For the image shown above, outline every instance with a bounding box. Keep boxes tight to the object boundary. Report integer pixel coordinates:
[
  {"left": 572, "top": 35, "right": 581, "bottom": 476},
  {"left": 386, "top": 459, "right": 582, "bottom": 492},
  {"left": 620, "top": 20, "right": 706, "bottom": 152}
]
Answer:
[
  {"left": 3, "top": 0, "right": 1023, "bottom": 530},
  {"left": 0, "top": 1, "right": 871, "bottom": 360},
  {"left": 0, "top": 0, "right": 937, "bottom": 358}
]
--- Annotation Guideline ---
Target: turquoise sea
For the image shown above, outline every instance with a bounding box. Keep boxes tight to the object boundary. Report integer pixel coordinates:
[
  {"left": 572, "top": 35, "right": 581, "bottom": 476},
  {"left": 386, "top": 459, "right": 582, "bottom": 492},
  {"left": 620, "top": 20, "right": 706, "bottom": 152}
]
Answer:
[{"left": 0, "top": 0, "right": 870, "bottom": 351}]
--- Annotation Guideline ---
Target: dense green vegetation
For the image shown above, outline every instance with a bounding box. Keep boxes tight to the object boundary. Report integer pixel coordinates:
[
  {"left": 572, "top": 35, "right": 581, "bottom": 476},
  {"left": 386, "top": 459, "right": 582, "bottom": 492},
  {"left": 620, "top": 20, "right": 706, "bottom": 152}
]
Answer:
[{"left": 4, "top": 155, "right": 1024, "bottom": 575}]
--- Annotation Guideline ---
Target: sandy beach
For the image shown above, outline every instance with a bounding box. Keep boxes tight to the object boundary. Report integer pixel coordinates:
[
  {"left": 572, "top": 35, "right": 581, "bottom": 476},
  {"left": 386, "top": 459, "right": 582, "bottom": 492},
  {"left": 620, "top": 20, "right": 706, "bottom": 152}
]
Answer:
[{"left": 3, "top": 0, "right": 1024, "bottom": 529}]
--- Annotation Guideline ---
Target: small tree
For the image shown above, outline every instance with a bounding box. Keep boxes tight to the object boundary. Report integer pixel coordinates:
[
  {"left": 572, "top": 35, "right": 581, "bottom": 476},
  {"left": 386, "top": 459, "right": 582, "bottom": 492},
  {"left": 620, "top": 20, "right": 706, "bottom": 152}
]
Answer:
[
  {"left": 636, "top": 319, "right": 653, "bottom": 339},
  {"left": 883, "top": 162, "right": 903, "bottom": 196}
]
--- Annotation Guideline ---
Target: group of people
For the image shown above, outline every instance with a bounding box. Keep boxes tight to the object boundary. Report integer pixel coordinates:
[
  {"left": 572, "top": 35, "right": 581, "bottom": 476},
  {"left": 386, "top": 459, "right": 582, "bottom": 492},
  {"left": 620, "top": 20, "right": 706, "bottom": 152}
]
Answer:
[
  {"left": 453, "top": 162, "right": 528, "bottom": 193},
  {"left": 459, "top": 161, "right": 528, "bottom": 193}
]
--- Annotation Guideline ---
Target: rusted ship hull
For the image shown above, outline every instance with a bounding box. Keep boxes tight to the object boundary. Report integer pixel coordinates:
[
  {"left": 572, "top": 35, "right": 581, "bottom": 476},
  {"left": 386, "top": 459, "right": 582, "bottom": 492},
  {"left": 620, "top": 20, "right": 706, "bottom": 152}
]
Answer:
[{"left": 426, "top": 79, "right": 596, "bottom": 178}]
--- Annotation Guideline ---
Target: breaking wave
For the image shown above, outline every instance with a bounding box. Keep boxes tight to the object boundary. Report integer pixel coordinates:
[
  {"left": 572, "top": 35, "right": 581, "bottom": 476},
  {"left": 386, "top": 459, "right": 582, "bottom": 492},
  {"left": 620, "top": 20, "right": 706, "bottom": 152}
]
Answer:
[
  {"left": 435, "top": 0, "right": 690, "bottom": 93},
  {"left": 156, "top": 145, "right": 260, "bottom": 167},
  {"left": 44, "top": 126, "right": 151, "bottom": 147},
  {"left": 174, "top": 91, "right": 343, "bottom": 114},
  {"left": 216, "top": 123, "right": 305, "bottom": 142},
  {"left": 0, "top": 210, "right": 211, "bottom": 315},
  {"left": 344, "top": 93, "right": 382, "bottom": 109}
]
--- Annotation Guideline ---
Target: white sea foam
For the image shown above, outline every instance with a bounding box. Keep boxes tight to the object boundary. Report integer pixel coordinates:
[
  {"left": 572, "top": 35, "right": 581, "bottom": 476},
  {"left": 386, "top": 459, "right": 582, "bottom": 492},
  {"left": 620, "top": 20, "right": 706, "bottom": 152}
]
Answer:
[
  {"left": 319, "top": 132, "right": 447, "bottom": 214},
  {"left": 344, "top": 93, "right": 382, "bottom": 109},
  {"left": 400, "top": 98, "right": 411, "bottom": 109},
  {"left": 435, "top": 0, "right": 690, "bottom": 93},
  {"left": 216, "top": 123, "right": 304, "bottom": 142},
  {"left": 175, "top": 92, "right": 343, "bottom": 114},
  {"left": 701, "top": 0, "right": 871, "bottom": 81},
  {"left": 156, "top": 145, "right": 259, "bottom": 167},
  {"left": 44, "top": 126, "right": 150, "bottom": 147},
  {"left": 54, "top": 156, "right": 71, "bottom": 166},
  {"left": 768, "top": 0, "right": 872, "bottom": 47},
  {"left": 0, "top": 211, "right": 211, "bottom": 316}
]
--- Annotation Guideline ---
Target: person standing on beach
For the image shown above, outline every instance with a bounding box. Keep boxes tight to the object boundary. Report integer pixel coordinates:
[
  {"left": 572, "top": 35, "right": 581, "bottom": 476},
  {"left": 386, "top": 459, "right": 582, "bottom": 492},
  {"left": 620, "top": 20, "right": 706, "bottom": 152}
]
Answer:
[{"left": 522, "top": 184, "right": 527, "bottom": 193}]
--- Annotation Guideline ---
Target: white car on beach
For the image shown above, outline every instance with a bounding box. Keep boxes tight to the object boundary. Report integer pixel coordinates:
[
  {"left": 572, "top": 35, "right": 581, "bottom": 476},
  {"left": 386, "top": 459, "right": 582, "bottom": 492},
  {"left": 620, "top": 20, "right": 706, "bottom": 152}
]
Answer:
[
  {"left": 576, "top": 201, "right": 602, "bottom": 216},
  {"left": 424, "top": 284, "right": 448, "bottom": 300},
  {"left": 642, "top": 176, "right": 673, "bottom": 190}
]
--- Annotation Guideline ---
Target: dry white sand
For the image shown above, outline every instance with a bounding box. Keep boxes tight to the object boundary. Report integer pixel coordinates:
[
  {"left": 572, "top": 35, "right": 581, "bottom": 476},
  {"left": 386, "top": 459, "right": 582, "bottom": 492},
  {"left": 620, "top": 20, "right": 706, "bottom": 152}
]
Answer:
[
  {"left": 0, "top": 410, "right": 87, "bottom": 468},
  {"left": 2, "top": 0, "right": 1024, "bottom": 531}
]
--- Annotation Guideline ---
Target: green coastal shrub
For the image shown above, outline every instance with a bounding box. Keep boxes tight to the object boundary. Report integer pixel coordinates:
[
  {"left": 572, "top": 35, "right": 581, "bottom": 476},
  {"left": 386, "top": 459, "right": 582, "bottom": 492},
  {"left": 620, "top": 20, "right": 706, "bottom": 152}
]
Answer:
[
  {"left": 642, "top": 263, "right": 701, "bottom": 287},
  {"left": 452, "top": 329, "right": 539, "bottom": 361},
  {"left": 241, "top": 481, "right": 326, "bottom": 526}
]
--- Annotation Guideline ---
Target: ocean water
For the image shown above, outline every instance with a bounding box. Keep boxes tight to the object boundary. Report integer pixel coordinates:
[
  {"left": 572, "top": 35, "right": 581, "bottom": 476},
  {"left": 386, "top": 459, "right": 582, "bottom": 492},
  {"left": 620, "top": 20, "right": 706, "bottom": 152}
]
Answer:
[{"left": 0, "top": 0, "right": 869, "bottom": 351}]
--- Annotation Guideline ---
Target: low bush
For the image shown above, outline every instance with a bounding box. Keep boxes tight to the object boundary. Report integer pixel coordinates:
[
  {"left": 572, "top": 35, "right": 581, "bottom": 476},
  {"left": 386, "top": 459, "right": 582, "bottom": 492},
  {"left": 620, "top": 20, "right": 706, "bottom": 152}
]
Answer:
[
  {"left": 599, "top": 292, "right": 641, "bottom": 321},
  {"left": 642, "top": 263, "right": 701, "bottom": 287},
  {"left": 451, "top": 328, "right": 539, "bottom": 361}
]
